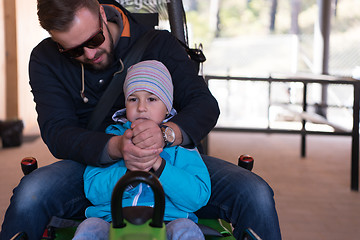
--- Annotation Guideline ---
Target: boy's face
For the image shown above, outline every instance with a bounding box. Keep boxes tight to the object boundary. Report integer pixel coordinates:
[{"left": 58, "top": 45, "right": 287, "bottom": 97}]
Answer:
[{"left": 126, "top": 90, "right": 168, "bottom": 124}]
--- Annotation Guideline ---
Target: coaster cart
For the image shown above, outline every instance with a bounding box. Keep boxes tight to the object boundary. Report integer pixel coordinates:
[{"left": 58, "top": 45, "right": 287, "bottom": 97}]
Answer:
[{"left": 12, "top": 155, "right": 259, "bottom": 240}]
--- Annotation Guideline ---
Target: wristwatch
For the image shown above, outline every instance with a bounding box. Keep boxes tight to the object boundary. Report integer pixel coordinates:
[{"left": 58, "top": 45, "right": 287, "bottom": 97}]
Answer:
[{"left": 160, "top": 125, "right": 175, "bottom": 147}]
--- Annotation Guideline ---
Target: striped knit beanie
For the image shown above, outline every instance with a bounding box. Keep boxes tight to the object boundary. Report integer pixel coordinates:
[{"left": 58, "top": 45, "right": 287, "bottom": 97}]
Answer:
[{"left": 124, "top": 60, "right": 173, "bottom": 112}]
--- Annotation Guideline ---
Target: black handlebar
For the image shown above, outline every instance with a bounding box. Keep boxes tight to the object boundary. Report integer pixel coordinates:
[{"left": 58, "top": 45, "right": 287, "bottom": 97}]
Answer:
[{"left": 111, "top": 171, "right": 165, "bottom": 228}]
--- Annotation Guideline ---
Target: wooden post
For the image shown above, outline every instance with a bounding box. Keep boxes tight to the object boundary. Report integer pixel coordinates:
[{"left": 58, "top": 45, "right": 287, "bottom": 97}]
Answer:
[{"left": 4, "top": 0, "right": 18, "bottom": 119}]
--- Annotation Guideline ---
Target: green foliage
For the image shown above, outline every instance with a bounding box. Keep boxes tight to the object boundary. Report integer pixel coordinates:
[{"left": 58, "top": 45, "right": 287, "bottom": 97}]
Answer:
[
  {"left": 186, "top": 0, "right": 360, "bottom": 37},
  {"left": 218, "top": 0, "right": 270, "bottom": 36}
]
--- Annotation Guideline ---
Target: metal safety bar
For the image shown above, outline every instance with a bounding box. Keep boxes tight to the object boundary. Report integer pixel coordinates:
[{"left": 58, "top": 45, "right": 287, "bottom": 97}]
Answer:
[{"left": 204, "top": 74, "right": 360, "bottom": 191}]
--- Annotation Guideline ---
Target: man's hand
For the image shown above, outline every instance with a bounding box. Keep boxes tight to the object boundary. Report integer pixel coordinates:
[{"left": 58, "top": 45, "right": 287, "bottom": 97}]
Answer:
[
  {"left": 107, "top": 129, "right": 162, "bottom": 171},
  {"left": 131, "top": 119, "right": 183, "bottom": 149},
  {"left": 131, "top": 119, "right": 164, "bottom": 149}
]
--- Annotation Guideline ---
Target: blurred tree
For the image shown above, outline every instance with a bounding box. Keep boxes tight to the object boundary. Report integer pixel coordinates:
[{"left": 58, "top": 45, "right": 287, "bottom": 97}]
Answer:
[
  {"left": 184, "top": 0, "right": 198, "bottom": 11},
  {"left": 210, "top": 0, "right": 221, "bottom": 37},
  {"left": 290, "top": 0, "right": 301, "bottom": 34},
  {"left": 269, "top": 0, "right": 278, "bottom": 32}
]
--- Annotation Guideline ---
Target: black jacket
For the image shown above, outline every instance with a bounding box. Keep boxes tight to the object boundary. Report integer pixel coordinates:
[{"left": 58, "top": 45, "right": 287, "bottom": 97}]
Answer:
[{"left": 29, "top": 3, "right": 219, "bottom": 166}]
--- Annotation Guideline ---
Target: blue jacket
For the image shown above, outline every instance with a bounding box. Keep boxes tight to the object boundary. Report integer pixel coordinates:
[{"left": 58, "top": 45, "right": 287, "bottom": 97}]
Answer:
[
  {"left": 28, "top": 3, "right": 219, "bottom": 166},
  {"left": 84, "top": 121, "right": 211, "bottom": 222}
]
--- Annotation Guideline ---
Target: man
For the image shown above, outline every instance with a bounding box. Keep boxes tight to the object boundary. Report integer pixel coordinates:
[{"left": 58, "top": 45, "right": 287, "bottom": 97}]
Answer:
[{"left": 0, "top": 0, "right": 281, "bottom": 239}]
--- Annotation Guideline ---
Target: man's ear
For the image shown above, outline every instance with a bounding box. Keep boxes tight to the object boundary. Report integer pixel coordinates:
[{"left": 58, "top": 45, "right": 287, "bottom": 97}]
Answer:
[{"left": 99, "top": 5, "right": 107, "bottom": 24}]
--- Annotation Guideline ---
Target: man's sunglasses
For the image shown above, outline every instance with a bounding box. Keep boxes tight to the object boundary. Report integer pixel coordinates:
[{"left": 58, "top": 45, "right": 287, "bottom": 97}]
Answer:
[{"left": 57, "top": 13, "right": 105, "bottom": 58}]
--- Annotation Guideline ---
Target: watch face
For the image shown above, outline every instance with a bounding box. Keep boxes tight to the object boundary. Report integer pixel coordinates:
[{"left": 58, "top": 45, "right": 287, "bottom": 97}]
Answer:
[{"left": 164, "top": 127, "right": 175, "bottom": 144}]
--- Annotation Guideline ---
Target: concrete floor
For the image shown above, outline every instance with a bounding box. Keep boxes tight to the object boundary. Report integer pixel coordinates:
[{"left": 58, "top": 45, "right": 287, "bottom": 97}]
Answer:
[
  {"left": 1, "top": 130, "right": 360, "bottom": 239},
  {"left": 207, "top": 131, "right": 360, "bottom": 240}
]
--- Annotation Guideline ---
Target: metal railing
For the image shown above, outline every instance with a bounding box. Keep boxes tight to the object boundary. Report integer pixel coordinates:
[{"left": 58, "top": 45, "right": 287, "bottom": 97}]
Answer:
[{"left": 204, "top": 74, "right": 360, "bottom": 191}]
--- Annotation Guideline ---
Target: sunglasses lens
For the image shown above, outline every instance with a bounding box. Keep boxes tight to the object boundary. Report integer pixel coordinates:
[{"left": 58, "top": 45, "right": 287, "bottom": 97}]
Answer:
[
  {"left": 65, "top": 47, "right": 85, "bottom": 58},
  {"left": 86, "top": 32, "right": 105, "bottom": 48},
  {"left": 63, "top": 31, "right": 105, "bottom": 58}
]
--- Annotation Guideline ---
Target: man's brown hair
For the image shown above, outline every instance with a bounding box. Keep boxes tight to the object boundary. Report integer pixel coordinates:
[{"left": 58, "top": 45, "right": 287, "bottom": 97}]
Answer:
[{"left": 37, "top": 0, "right": 100, "bottom": 32}]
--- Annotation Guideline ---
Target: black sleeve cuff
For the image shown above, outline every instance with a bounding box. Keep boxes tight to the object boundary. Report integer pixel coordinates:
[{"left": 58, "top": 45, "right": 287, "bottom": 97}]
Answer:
[{"left": 151, "top": 158, "right": 166, "bottom": 178}]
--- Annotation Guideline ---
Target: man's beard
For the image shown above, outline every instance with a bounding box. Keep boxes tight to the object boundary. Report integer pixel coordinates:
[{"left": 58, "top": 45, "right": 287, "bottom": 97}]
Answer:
[{"left": 83, "top": 48, "right": 114, "bottom": 70}]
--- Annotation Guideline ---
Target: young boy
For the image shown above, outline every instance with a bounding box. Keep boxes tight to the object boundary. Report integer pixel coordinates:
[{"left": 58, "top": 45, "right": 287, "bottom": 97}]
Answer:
[{"left": 73, "top": 60, "right": 211, "bottom": 240}]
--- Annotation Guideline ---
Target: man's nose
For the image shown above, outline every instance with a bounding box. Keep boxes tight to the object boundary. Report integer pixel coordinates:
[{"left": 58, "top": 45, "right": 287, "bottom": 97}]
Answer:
[{"left": 83, "top": 47, "right": 97, "bottom": 60}]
